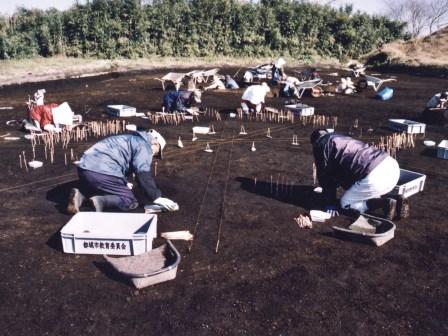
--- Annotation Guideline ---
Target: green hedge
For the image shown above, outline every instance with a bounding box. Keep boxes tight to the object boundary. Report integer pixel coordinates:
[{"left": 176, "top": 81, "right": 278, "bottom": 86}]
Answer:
[{"left": 0, "top": 0, "right": 405, "bottom": 60}]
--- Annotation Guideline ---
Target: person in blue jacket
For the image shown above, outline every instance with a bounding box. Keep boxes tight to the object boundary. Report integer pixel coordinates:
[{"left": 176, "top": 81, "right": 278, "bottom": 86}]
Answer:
[
  {"left": 67, "top": 129, "right": 178, "bottom": 214},
  {"left": 162, "top": 89, "right": 201, "bottom": 113}
]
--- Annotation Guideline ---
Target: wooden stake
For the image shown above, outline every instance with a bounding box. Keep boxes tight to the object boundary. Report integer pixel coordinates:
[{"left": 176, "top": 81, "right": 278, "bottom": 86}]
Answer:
[{"left": 22, "top": 151, "right": 28, "bottom": 172}]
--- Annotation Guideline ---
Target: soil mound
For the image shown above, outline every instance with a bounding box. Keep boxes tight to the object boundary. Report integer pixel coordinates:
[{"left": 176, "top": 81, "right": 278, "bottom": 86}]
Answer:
[{"left": 364, "top": 27, "right": 448, "bottom": 69}]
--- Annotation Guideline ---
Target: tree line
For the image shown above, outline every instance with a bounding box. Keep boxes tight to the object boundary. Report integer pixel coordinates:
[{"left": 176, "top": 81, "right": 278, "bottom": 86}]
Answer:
[{"left": 0, "top": 0, "right": 406, "bottom": 61}]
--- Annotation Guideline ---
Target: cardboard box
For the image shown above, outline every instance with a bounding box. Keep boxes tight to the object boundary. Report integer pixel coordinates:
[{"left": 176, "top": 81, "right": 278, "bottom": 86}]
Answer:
[
  {"left": 106, "top": 105, "right": 137, "bottom": 117},
  {"left": 60, "top": 212, "right": 157, "bottom": 255},
  {"left": 388, "top": 119, "right": 426, "bottom": 134}
]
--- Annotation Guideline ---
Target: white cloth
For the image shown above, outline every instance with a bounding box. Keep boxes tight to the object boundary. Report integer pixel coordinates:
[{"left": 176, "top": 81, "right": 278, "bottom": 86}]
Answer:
[
  {"left": 52, "top": 102, "right": 74, "bottom": 125},
  {"left": 242, "top": 84, "right": 269, "bottom": 105},
  {"left": 275, "top": 57, "right": 286, "bottom": 68},
  {"left": 243, "top": 71, "right": 253, "bottom": 83},
  {"left": 340, "top": 156, "right": 400, "bottom": 213}
]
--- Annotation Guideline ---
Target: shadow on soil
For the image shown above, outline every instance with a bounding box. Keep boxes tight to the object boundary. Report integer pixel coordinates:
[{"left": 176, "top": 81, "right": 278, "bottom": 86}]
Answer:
[
  {"left": 236, "top": 177, "right": 324, "bottom": 210},
  {"left": 46, "top": 180, "right": 79, "bottom": 214},
  {"left": 93, "top": 261, "right": 132, "bottom": 287}
]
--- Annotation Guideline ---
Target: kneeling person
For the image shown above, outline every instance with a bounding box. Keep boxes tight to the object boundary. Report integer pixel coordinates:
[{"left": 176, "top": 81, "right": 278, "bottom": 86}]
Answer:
[
  {"left": 68, "top": 129, "right": 178, "bottom": 213},
  {"left": 240, "top": 82, "right": 270, "bottom": 114},
  {"left": 310, "top": 129, "right": 400, "bottom": 219}
]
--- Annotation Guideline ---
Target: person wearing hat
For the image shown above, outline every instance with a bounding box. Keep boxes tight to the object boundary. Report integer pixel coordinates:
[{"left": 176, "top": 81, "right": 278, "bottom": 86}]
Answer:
[
  {"left": 281, "top": 76, "right": 301, "bottom": 97},
  {"left": 224, "top": 75, "right": 239, "bottom": 89},
  {"left": 426, "top": 91, "right": 448, "bottom": 109},
  {"left": 26, "top": 89, "right": 81, "bottom": 132},
  {"left": 204, "top": 75, "right": 226, "bottom": 91},
  {"left": 162, "top": 89, "right": 202, "bottom": 113},
  {"left": 271, "top": 57, "right": 286, "bottom": 84},
  {"left": 67, "top": 129, "right": 178, "bottom": 214},
  {"left": 240, "top": 82, "right": 271, "bottom": 114},
  {"left": 310, "top": 129, "right": 400, "bottom": 220}
]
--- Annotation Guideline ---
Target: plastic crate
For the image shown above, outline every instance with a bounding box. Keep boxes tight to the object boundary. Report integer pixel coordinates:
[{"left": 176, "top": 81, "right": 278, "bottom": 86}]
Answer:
[
  {"left": 388, "top": 119, "right": 426, "bottom": 134},
  {"left": 60, "top": 212, "right": 157, "bottom": 255},
  {"left": 192, "top": 126, "right": 210, "bottom": 134},
  {"left": 284, "top": 104, "right": 315, "bottom": 116},
  {"left": 106, "top": 105, "right": 137, "bottom": 117},
  {"left": 437, "top": 140, "right": 448, "bottom": 159},
  {"left": 332, "top": 214, "right": 395, "bottom": 247},
  {"left": 387, "top": 169, "right": 426, "bottom": 199},
  {"left": 376, "top": 87, "right": 393, "bottom": 101},
  {"left": 104, "top": 240, "right": 181, "bottom": 289}
]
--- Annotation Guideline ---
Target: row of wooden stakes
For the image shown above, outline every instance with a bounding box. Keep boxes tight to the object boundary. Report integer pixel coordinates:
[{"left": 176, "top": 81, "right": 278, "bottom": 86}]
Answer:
[{"left": 373, "top": 132, "right": 417, "bottom": 158}]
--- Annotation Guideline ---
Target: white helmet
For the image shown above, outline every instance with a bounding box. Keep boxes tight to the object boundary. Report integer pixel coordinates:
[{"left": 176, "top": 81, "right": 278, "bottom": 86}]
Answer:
[{"left": 148, "top": 129, "right": 166, "bottom": 159}]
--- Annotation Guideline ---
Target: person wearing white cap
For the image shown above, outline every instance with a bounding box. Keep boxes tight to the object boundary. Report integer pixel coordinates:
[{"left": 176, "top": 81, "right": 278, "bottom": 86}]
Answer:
[
  {"left": 271, "top": 57, "right": 286, "bottom": 84},
  {"left": 67, "top": 129, "right": 178, "bottom": 214},
  {"left": 240, "top": 82, "right": 271, "bottom": 114}
]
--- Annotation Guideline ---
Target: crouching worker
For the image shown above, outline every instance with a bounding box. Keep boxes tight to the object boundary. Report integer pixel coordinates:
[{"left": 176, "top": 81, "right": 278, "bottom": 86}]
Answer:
[
  {"left": 204, "top": 75, "right": 226, "bottom": 91},
  {"left": 162, "top": 89, "right": 202, "bottom": 114},
  {"left": 240, "top": 82, "right": 270, "bottom": 114},
  {"left": 26, "top": 89, "right": 81, "bottom": 132},
  {"left": 67, "top": 129, "right": 178, "bottom": 214},
  {"left": 426, "top": 91, "right": 448, "bottom": 109},
  {"left": 310, "top": 129, "right": 400, "bottom": 220}
]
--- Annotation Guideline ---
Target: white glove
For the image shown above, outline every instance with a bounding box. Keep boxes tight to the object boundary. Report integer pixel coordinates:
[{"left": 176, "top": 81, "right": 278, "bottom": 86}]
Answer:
[{"left": 154, "top": 197, "right": 179, "bottom": 212}]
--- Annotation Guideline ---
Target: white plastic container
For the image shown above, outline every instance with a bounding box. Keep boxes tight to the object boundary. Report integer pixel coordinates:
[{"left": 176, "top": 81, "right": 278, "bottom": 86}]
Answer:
[
  {"left": 60, "top": 212, "right": 157, "bottom": 255},
  {"left": 437, "top": 140, "right": 448, "bottom": 159},
  {"left": 387, "top": 169, "right": 426, "bottom": 199},
  {"left": 125, "top": 124, "right": 137, "bottom": 131},
  {"left": 106, "top": 105, "right": 137, "bottom": 117},
  {"left": 388, "top": 119, "right": 426, "bottom": 134},
  {"left": 285, "top": 104, "right": 315, "bottom": 116},
  {"left": 192, "top": 126, "right": 210, "bottom": 134},
  {"left": 28, "top": 160, "right": 43, "bottom": 169}
]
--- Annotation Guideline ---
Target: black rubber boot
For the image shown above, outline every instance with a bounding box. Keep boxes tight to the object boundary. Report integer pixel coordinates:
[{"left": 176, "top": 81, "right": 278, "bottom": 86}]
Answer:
[
  {"left": 67, "top": 188, "right": 86, "bottom": 215},
  {"left": 367, "top": 198, "right": 397, "bottom": 220},
  {"left": 90, "top": 195, "right": 123, "bottom": 212}
]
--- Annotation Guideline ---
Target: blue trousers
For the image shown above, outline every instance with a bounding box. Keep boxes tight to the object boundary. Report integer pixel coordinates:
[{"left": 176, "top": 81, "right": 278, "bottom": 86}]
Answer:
[{"left": 78, "top": 168, "right": 137, "bottom": 210}]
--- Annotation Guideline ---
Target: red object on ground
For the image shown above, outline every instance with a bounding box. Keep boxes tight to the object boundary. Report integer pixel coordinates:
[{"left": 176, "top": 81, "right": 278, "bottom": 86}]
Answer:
[{"left": 30, "top": 103, "right": 58, "bottom": 128}]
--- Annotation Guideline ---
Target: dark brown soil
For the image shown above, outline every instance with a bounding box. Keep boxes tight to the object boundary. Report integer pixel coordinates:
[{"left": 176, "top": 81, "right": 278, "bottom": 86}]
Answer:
[{"left": 0, "top": 67, "right": 447, "bottom": 335}]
